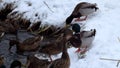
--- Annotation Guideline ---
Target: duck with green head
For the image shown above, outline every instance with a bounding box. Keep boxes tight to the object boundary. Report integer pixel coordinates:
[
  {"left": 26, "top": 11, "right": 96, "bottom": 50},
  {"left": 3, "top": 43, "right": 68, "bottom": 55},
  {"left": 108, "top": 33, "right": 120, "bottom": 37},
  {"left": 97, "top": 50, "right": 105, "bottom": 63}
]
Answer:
[
  {"left": 69, "top": 24, "right": 96, "bottom": 55},
  {"left": 70, "top": 26, "right": 96, "bottom": 54}
]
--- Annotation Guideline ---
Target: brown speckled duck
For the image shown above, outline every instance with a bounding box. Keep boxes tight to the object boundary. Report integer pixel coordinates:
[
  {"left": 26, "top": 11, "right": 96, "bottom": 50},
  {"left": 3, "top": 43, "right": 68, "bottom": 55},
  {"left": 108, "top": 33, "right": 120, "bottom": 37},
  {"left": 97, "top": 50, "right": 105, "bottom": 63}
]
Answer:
[
  {"left": 9, "top": 36, "right": 43, "bottom": 55},
  {"left": 66, "top": 2, "right": 98, "bottom": 25},
  {"left": 39, "top": 29, "right": 73, "bottom": 61},
  {"left": 26, "top": 56, "right": 50, "bottom": 68},
  {"left": 49, "top": 38, "right": 70, "bottom": 68}
]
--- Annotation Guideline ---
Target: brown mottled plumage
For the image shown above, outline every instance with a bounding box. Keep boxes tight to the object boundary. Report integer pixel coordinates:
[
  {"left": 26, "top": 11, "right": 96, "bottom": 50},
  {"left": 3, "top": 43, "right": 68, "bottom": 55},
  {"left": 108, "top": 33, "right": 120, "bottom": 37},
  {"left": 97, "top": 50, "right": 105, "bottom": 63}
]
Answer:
[
  {"left": 39, "top": 29, "right": 73, "bottom": 61},
  {"left": 26, "top": 56, "right": 50, "bottom": 68},
  {"left": 69, "top": 33, "right": 82, "bottom": 48},
  {"left": 9, "top": 36, "right": 43, "bottom": 54},
  {"left": 49, "top": 38, "right": 70, "bottom": 68}
]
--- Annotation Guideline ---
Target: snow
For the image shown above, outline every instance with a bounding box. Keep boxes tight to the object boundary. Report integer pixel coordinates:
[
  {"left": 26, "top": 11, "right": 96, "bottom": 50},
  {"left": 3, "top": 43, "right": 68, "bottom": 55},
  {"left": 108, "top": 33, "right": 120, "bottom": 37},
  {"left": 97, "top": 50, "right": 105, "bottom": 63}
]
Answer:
[{"left": 1, "top": 0, "right": 120, "bottom": 68}]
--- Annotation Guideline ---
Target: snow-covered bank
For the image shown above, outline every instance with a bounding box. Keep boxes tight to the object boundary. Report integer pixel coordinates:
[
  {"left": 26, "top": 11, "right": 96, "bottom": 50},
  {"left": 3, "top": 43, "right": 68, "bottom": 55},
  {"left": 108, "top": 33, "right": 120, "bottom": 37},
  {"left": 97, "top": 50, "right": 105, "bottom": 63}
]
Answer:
[{"left": 1, "top": 0, "right": 120, "bottom": 68}]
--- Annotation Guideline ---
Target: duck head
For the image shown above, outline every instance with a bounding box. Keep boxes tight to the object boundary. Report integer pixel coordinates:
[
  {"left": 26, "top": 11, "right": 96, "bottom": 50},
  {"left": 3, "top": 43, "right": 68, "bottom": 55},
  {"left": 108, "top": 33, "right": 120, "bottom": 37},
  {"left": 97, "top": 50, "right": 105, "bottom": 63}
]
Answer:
[{"left": 71, "top": 23, "right": 81, "bottom": 33}]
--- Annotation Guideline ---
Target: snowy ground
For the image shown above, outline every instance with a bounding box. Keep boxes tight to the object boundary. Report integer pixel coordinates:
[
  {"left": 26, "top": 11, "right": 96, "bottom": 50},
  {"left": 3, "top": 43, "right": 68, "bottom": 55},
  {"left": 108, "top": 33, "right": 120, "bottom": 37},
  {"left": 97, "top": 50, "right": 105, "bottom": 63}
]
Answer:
[{"left": 1, "top": 0, "right": 120, "bottom": 68}]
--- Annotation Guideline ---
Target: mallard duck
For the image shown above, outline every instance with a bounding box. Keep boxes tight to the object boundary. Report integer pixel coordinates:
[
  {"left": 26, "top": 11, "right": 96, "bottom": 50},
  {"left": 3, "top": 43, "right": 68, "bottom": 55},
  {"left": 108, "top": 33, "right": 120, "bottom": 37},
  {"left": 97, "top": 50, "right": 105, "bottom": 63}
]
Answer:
[
  {"left": 79, "top": 29, "right": 96, "bottom": 54},
  {"left": 66, "top": 2, "right": 98, "bottom": 25},
  {"left": 9, "top": 36, "right": 43, "bottom": 55},
  {"left": 39, "top": 29, "right": 73, "bottom": 61},
  {"left": 49, "top": 39, "right": 70, "bottom": 68},
  {"left": 70, "top": 29, "right": 96, "bottom": 54},
  {"left": 0, "top": 56, "right": 5, "bottom": 68},
  {"left": 26, "top": 56, "right": 50, "bottom": 68},
  {"left": 10, "top": 60, "right": 22, "bottom": 68}
]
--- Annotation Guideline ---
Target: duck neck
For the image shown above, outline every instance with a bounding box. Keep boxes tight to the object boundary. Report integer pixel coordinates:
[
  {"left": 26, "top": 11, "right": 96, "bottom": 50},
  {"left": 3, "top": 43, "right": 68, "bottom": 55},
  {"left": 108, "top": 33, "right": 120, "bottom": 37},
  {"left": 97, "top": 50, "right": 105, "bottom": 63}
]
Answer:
[
  {"left": 61, "top": 41, "right": 69, "bottom": 59},
  {"left": 66, "top": 15, "right": 74, "bottom": 25}
]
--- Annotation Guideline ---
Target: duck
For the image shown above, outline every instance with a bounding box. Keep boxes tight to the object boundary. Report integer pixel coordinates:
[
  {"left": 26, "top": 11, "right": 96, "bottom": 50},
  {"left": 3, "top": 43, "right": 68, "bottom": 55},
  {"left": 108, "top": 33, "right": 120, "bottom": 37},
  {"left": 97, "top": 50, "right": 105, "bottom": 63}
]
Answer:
[
  {"left": 9, "top": 36, "right": 43, "bottom": 55},
  {"left": 10, "top": 60, "right": 22, "bottom": 68},
  {"left": 69, "top": 29, "right": 96, "bottom": 54},
  {"left": 26, "top": 56, "right": 50, "bottom": 68},
  {"left": 79, "top": 29, "right": 96, "bottom": 54},
  {"left": 66, "top": 2, "right": 98, "bottom": 25},
  {"left": 0, "top": 56, "right": 6, "bottom": 68},
  {"left": 39, "top": 29, "right": 73, "bottom": 61},
  {"left": 49, "top": 38, "right": 70, "bottom": 68}
]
